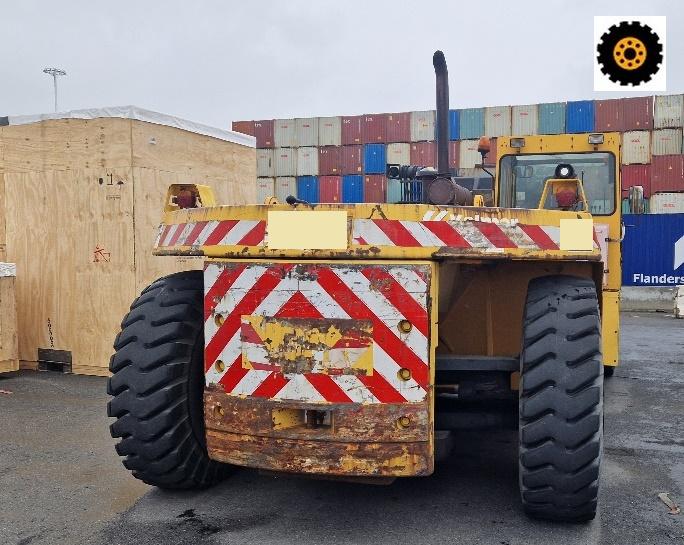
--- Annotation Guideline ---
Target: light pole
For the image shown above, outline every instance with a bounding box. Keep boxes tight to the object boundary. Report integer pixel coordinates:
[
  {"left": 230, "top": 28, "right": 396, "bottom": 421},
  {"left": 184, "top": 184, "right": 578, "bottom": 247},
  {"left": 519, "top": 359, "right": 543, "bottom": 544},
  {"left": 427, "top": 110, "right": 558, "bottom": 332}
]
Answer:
[{"left": 43, "top": 67, "right": 67, "bottom": 112}]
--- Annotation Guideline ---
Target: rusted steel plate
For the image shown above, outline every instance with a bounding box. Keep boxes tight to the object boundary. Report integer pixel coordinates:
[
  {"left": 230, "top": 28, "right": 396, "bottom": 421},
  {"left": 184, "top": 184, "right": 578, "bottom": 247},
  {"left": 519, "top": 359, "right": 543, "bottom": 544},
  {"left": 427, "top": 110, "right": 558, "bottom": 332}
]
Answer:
[
  {"left": 204, "top": 388, "right": 429, "bottom": 442},
  {"left": 206, "top": 429, "right": 431, "bottom": 477}
]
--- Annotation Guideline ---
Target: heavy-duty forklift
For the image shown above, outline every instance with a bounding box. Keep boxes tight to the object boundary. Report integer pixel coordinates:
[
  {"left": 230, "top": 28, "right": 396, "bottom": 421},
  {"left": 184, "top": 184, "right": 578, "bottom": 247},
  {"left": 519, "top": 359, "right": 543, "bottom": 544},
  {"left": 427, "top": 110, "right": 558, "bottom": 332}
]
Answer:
[{"left": 107, "top": 51, "right": 621, "bottom": 522}]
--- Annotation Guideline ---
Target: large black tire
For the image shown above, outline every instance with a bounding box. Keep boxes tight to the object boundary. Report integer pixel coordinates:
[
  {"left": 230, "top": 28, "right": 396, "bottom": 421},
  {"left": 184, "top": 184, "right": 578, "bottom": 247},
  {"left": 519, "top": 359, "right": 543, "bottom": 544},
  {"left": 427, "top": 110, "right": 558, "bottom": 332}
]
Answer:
[
  {"left": 107, "top": 271, "right": 230, "bottom": 489},
  {"left": 519, "top": 275, "right": 603, "bottom": 522}
]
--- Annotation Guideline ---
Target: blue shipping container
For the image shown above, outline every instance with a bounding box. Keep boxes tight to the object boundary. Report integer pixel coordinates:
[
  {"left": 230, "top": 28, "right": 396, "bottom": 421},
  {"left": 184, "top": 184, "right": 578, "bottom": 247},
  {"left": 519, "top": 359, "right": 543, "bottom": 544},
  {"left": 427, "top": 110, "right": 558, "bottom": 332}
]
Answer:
[
  {"left": 538, "top": 102, "right": 566, "bottom": 134},
  {"left": 449, "top": 110, "right": 459, "bottom": 140},
  {"left": 342, "top": 175, "right": 364, "bottom": 203},
  {"left": 566, "top": 100, "right": 595, "bottom": 133},
  {"left": 459, "top": 108, "right": 485, "bottom": 139},
  {"left": 622, "top": 213, "right": 684, "bottom": 286},
  {"left": 436, "top": 110, "right": 459, "bottom": 141},
  {"left": 364, "top": 144, "right": 386, "bottom": 174},
  {"left": 296, "top": 176, "right": 319, "bottom": 203}
]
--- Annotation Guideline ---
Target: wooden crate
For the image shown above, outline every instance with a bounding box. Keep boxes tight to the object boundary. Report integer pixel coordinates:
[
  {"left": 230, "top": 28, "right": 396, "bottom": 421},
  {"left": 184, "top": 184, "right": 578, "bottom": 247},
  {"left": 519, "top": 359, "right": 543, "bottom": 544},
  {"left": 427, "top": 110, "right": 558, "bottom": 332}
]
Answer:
[
  {"left": 0, "top": 264, "right": 18, "bottom": 373},
  {"left": 0, "top": 113, "right": 256, "bottom": 376}
]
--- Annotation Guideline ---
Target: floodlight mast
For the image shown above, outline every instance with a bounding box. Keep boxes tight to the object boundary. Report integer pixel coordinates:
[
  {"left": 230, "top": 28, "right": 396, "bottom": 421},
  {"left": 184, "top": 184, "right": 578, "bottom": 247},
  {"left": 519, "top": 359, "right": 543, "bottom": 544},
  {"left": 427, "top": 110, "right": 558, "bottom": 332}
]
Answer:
[{"left": 43, "top": 67, "right": 67, "bottom": 112}]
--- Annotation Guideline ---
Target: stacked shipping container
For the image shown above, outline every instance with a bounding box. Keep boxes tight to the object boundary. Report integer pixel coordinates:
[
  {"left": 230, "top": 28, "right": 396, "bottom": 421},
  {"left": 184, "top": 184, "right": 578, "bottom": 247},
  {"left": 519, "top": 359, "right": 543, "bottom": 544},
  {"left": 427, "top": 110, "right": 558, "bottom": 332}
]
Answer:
[{"left": 235, "top": 93, "right": 684, "bottom": 209}]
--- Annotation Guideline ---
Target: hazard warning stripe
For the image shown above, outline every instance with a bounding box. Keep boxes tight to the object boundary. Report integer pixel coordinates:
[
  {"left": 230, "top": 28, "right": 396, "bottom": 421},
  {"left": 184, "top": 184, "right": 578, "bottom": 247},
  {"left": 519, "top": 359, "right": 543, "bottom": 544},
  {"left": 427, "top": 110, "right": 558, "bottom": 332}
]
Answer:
[
  {"left": 204, "top": 220, "right": 239, "bottom": 246},
  {"left": 184, "top": 221, "right": 210, "bottom": 246},
  {"left": 203, "top": 263, "right": 430, "bottom": 404},
  {"left": 517, "top": 224, "right": 558, "bottom": 250},
  {"left": 476, "top": 222, "right": 518, "bottom": 249},
  {"left": 155, "top": 220, "right": 267, "bottom": 248},
  {"left": 304, "top": 374, "right": 353, "bottom": 403},
  {"left": 351, "top": 219, "right": 568, "bottom": 250},
  {"left": 203, "top": 263, "right": 248, "bottom": 321},
  {"left": 360, "top": 267, "right": 429, "bottom": 338},
  {"left": 421, "top": 220, "right": 471, "bottom": 247},
  {"left": 372, "top": 219, "right": 421, "bottom": 247},
  {"left": 204, "top": 266, "right": 292, "bottom": 369},
  {"left": 314, "top": 268, "right": 429, "bottom": 389},
  {"left": 154, "top": 217, "right": 593, "bottom": 252}
]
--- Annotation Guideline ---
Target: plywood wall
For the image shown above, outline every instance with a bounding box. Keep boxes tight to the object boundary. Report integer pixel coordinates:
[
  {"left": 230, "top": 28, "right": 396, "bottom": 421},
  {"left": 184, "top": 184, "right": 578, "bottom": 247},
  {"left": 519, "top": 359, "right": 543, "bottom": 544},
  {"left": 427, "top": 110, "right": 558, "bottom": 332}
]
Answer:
[
  {"left": 0, "top": 117, "right": 256, "bottom": 375},
  {"left": 3, "top": 167, "right": 136, "bottom": 374},
  {"left": 0, "top": 275, "right": 18, "bottom": 373}
]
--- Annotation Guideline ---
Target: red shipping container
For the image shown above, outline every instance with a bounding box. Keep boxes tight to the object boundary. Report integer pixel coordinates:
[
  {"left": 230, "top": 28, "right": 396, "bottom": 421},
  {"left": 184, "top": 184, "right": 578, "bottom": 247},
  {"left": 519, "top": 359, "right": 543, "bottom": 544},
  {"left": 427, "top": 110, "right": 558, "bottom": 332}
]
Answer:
[
  {"left": 651, "top": 155, "right": 684, "bottom": 193},
  {"left": 621, "top": 164, "right": 652, "bottom": 198},
  {"left": 448, "top": 141, "right": 460, "bottom": 169},
  {"left": 363, "top": 114, "right": 387, "bottom": 143},
  {"left": 342, "top": 115, "right": 363, "bottom": 145},
  {"left": 232, "top": 120, "right": 255, "bottom": 136},
  {"left": 483, "top": 137, "right": 497, "bottom": 166},
  {"left": 594, "top": 100, "right": 624, "bottom": 132},
  {"left": 341, "top": 145, "right": 363, "bottom": 174},
  {"left": 621, "top": 96, "right": 653, "bottom": 131},
  {"left": 318, "top": 146, "right": 342, "bottom": 175},
  {"left": 319, "top": 176, "right": 342, "bottom": 203},
  {"left": 410, "top": 142, "right": 436, "bottom": 167},
  {"left": 253, "top": 119, "right": 274, "bottom": 148},
  {"left": 385, "top": 112, "right": 411, "bottom": 143},
  {"left": 364, "top": 175, "right": 386, "bottom": 202}
]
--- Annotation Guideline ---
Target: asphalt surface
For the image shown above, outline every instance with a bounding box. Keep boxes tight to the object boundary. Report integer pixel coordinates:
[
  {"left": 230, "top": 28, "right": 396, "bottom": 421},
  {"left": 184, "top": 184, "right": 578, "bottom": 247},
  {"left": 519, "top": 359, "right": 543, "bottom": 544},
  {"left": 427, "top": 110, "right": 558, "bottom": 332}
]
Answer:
[{"left": 1, "top": 312, "right": 682, "bottom": 545}]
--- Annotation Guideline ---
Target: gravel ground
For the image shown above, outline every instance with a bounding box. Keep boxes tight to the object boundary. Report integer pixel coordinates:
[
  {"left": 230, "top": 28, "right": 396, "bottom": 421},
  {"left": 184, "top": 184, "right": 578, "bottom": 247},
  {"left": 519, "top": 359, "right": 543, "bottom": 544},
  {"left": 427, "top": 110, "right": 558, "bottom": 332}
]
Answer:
[{"left": 1, "top": 312, "right": 682, "bottom": 545}]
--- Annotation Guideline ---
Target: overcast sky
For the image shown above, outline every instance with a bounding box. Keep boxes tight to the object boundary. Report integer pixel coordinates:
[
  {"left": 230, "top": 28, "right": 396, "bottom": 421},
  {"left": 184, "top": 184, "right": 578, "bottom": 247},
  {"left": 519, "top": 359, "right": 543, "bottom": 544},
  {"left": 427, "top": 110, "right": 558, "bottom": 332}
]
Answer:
[{"left": 2, "top": 1, "right": 681, "bottom": 128}]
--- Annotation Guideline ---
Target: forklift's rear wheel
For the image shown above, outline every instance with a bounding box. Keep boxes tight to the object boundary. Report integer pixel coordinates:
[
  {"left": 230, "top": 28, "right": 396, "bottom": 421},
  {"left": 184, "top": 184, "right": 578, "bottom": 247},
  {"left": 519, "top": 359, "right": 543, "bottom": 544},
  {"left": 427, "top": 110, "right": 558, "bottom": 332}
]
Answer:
[
  {"left": 107, "top": 271, "right": 231, "bottom": 489},
  {"left": 519, "top": 275, "right": 603, "bottom": 522}
]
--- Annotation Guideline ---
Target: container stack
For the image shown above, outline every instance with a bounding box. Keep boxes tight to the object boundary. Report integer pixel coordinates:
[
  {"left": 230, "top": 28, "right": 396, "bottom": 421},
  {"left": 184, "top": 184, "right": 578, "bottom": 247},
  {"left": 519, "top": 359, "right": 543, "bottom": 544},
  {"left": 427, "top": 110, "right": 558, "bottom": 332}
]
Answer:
[{"left": 234, "top": 93, "right": 684, "bottom": 211}]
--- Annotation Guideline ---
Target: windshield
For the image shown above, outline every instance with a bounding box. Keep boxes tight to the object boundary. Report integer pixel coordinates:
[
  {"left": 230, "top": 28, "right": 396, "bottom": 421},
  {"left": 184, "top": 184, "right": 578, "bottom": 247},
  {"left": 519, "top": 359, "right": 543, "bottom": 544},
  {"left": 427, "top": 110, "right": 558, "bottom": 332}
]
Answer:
[{"left": 498, "top": 152, "right": 616, "bottom": 215}]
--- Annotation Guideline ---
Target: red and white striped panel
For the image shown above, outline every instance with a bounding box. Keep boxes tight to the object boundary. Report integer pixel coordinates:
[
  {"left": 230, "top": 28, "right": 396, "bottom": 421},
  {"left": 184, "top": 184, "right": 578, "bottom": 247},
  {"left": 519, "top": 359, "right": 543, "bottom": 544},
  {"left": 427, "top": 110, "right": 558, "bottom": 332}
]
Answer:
[
  {"left": 155, "top": 220, "right": 266, "bottom": 248},
  {"left": 352, "top": 219, "right": 565, "bottom": 250},
  {"left": 203, "top": 262, "right": 431, "bottom": 404}
]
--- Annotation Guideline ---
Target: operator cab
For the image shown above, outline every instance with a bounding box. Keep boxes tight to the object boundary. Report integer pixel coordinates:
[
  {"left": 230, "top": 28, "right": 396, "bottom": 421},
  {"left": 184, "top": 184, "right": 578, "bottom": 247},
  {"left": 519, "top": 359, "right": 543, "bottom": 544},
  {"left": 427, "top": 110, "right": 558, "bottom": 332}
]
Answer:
[{"left": 498, "top": 150, "right": 616, "bottom": 216}]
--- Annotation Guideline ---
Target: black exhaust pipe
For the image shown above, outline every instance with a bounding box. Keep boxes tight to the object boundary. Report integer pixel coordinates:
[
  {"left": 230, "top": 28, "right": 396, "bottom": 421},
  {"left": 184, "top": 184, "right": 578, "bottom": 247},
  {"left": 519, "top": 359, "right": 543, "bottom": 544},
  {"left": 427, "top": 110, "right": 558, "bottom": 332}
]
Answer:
[{"left": 433, "top": 50, "right": 449, "bottom": 174}]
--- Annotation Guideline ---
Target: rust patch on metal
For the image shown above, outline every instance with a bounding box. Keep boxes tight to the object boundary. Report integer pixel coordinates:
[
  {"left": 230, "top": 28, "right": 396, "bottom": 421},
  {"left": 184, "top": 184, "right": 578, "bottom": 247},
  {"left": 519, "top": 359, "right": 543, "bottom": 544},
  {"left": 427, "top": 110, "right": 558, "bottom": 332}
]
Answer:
[
  {"left": 203, "top": 390, "right": 432, "bottom": 477},
  {"left": 241, "top": 316, "right": 373, "bottom": 376}
]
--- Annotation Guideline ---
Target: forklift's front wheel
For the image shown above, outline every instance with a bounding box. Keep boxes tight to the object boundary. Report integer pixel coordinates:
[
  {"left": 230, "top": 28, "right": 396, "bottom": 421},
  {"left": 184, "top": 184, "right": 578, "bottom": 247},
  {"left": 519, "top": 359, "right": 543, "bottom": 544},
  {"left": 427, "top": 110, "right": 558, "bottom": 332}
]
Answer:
[{"left": 519, "top": 275, "right": 603, "bottom": 522}]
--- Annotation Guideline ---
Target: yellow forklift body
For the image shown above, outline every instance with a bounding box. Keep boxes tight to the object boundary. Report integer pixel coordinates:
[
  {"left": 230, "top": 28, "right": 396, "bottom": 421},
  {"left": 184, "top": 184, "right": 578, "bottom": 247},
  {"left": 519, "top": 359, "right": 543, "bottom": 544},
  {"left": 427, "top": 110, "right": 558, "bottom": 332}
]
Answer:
[{"left": 150, "top": 133, "right": 619, "bottom": 477}]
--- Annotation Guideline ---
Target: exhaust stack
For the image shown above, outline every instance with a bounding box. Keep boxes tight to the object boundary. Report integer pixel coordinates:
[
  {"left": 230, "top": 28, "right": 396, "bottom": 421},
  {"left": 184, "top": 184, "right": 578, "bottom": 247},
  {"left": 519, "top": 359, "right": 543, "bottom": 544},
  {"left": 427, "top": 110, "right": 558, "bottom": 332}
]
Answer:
[{"left": 433, "top": 50, "right": 450, "bottom": 174}]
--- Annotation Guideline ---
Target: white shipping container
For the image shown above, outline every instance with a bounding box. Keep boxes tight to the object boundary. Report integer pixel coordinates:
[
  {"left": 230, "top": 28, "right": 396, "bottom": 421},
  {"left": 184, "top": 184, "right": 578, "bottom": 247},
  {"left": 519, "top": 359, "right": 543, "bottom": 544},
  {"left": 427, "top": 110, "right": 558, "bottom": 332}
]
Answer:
[
  {"left": 511, "top": 104, "right": 538, "bottom": 135},
  {"left": 256, "top": 178, "right": 275, "bottom": 203},
  {"left": 256, "top": 148, "right": 275, "bottom": 177},
  {"left": 410, "top": 110, "right": 435, "bottom": 142},
  {"left": 621, "top": 131, "right": 651, "bottom": 165},
  {"left": 296, "top": 146, "right": 319, "bottom": 176},
  {"left": 318, "top": 117, "right": 341, "bottom": 146},
  {"left": 274, "top": 119, "right": 297, "bottom": 147},
  {"left": 459, "top": 140, "right": 481, "bottom": 169},
  {"left": 651, "top": 128, "right": 683, "bottom": 155},
  {"left": 457, "top": 167, "right": 489, "bottom": 178},
  {"left": 275, "top": 177, "right": 297, "bottom": 202},
  {"left": 386, "top": 143, "right": 410, "bottom": 165},
  {"left": 649, "top": 192, "right": 684, "bottom": 213},
  {"left": 274, "top": 147, "right": 297, "bottom": 177},
  {"left": 485, "top": 106, "right": 511, "bottom": 137},
  {"left": 296, "top": 117, "right": 319, "bottom": 147},
  {"left": 654, "top": 95, "right": 684, "bottom": 129}
]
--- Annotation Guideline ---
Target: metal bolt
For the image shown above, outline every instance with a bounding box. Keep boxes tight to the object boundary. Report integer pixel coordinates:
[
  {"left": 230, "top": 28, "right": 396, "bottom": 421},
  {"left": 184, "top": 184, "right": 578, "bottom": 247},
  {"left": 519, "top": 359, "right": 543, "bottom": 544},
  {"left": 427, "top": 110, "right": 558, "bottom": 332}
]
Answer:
[
  {"left": 398, "top": 320, "right": 412, "bottom": 333},
  {"left": 214, "top": 359, "right": 225, "bottom": 373},
  {"left": 398, "top": 416, "right": 411, "bottom": 428},
  {"left": 214, "top": 404, "right": 225, "bottom": 417},
  {"left": 214, "top": 314, "right": 225, "bottom": 327},
  {"left": 398, "top": 368, "right": 412, "bottom": 381}
]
